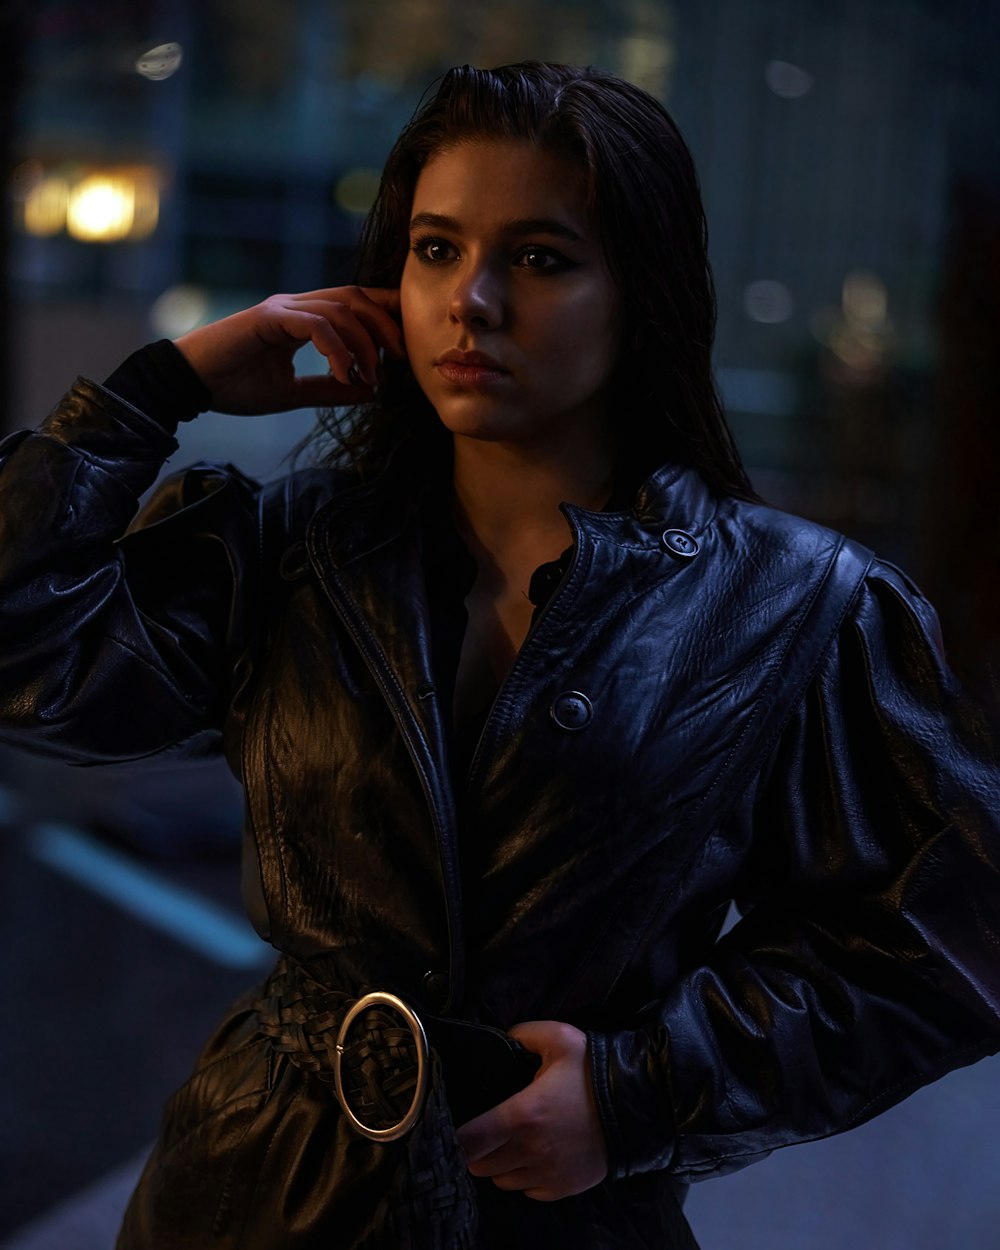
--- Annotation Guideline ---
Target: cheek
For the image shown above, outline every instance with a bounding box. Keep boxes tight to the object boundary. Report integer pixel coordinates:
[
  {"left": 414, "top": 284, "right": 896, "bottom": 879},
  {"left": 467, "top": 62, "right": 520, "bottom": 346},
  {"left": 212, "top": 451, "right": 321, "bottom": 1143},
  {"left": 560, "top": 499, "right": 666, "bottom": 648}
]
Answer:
[
  {"left": 399, "top": 262, "right": 423, "bottom": 342},
  {"left": 399, "top": 261, "right": 440, "bottom": 347},
  {"left": 399, "top": 277, "right": 418, "bottom": 346},
  {"left": 549, "top": 287, "right": 622, "bottom": 375}
]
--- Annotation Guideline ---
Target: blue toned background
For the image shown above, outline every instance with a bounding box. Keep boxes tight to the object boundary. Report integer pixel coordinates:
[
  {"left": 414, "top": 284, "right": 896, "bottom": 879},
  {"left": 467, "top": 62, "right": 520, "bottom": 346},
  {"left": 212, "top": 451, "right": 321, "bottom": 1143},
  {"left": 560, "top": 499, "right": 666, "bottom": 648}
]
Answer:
[{"left": 1, "top": 1, "right": 998, "bottom": 1246}]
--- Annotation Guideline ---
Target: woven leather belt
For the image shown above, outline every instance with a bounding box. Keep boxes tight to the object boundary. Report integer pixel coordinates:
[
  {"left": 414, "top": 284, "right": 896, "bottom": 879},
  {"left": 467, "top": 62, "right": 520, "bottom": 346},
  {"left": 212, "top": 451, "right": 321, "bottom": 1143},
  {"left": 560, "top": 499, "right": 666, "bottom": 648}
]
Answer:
[{"left": 253, "top": 958, "right": 539, "bottom": 1142}]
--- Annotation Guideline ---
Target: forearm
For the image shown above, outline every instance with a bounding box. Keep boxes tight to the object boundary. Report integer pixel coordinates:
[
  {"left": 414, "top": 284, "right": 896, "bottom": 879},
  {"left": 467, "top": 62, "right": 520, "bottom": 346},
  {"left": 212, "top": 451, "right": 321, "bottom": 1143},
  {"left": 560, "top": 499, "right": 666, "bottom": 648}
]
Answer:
[
  {"left": 102, "top": 337, "right": 211, "bottom": 432},
  {"left": 0, "top": 367, "right": 242, "bottom": 761}
]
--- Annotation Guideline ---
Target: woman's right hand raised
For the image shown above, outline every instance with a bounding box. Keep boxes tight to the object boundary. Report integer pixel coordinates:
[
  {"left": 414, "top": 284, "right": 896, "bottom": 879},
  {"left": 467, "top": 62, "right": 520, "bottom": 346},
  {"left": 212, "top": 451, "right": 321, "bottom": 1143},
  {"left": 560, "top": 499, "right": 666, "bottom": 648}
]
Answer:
[{"left": 172, "top": 286, "right": 405, "bottom": 415}]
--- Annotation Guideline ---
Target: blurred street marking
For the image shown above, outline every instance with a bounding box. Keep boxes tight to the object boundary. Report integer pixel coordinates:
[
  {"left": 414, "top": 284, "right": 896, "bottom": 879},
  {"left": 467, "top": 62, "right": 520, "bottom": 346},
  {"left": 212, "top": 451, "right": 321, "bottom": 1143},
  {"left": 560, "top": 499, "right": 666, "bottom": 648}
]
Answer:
[{"left": 28, "top": 823, "right": 271, "bottom": 970}]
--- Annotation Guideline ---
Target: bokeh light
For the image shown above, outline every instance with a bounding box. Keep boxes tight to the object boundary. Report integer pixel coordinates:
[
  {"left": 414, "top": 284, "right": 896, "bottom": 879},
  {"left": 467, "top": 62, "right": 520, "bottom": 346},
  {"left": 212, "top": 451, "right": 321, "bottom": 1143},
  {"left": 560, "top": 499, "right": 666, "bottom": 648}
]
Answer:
[
  {"left": 66, "top": 176, "right": 136, "bottom": 242},
  {"left": 744, "top": 279, "right": 795, "bottom": 323},
  {"left": 23, "top": 175, "right": 69, "bottom": 238},
  {"left": 334, "top": 168, "right": 382, "bottom": 215},
  {"left": 18, "top": 166, "right": 161, "bottom": 242},
  {"left": 842, "top": 270, "right": 888, "bottom": 328},
  {"left": 135, "top": 42, "right": 184, "bottom": 82},
  {"left": 150, "top": 285, "right": 211, "bottom": 338},
  {"left": 764, "top": 59, "right": 815, "bottom": 99}
]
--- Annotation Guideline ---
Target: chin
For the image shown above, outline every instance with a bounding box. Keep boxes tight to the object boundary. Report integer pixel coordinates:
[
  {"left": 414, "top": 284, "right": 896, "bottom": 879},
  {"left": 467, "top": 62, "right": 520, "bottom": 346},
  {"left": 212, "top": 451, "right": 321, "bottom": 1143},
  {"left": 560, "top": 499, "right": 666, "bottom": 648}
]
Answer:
[{"left": 430, "top": 398, "right": 521, "bottom": 442}]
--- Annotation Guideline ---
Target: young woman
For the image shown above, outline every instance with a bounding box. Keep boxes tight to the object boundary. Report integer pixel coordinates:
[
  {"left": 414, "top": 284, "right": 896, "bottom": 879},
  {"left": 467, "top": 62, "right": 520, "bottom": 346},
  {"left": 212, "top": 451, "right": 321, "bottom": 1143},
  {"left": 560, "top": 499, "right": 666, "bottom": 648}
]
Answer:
[{"left": 2, "top": 62, "right": 999, "bottom": 1250}]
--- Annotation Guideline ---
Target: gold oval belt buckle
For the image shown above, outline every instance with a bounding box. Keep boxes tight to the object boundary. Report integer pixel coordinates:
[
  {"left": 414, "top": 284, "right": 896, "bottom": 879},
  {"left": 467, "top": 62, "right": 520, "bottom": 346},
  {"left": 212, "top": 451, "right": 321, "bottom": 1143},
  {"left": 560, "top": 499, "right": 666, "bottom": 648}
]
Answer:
[{"left": 334, "top": 991, "right": 430, "bottom": 1141}]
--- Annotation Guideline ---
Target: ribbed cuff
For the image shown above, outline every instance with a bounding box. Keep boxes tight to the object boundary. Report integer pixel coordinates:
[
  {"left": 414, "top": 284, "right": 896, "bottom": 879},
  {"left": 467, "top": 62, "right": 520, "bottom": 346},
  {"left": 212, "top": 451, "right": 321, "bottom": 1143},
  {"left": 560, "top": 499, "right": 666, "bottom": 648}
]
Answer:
[{"left": 103, "top": 339, "right": 212, "bottom": 434}]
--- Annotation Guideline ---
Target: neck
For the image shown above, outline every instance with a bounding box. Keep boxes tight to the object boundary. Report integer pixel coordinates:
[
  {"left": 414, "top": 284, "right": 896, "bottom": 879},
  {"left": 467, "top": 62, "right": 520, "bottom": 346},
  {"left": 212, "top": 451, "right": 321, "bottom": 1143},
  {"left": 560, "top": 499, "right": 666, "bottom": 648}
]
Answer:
[{"left": 450, "top": 433, "right": 615, "bottom": 564}]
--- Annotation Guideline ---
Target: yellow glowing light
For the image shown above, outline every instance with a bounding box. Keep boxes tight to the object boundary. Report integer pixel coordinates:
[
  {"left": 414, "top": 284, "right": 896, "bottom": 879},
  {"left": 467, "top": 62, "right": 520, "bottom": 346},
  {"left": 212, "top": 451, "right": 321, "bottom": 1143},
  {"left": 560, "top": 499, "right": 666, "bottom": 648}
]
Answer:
[
  {"left": 67, "top": 176, "right": 135, "bottom": 241},
  {"left": 23, "top": 175, "right": 70, "bottom": 237},
  {"left": 16, "top": 164, "right": 161, "bottom": 242},
  {"left": 10, "top": 159, "right": 45, "bottom": 201},
  {"left": 335, "top": 168, "right": 381, "bottom": 215},
  {"left": 129, "top": 174, "right": 160, "bottom": 240}
]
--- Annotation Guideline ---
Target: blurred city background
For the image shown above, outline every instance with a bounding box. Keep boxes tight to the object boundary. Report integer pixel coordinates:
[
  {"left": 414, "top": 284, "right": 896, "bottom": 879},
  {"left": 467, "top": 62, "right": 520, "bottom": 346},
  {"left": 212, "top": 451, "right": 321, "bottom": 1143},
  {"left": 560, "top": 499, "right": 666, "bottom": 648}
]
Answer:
[{"left": 1, "top": 0, "right": 998, "bottom": 1246}]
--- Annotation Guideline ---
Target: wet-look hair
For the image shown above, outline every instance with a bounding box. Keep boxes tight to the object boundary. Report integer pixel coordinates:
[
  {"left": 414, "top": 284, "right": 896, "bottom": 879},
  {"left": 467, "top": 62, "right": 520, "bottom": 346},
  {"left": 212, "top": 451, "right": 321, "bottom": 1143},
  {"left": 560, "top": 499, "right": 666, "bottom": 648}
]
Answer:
[{"left": 314, "top": 61, "right": 755, "bottom": 502}]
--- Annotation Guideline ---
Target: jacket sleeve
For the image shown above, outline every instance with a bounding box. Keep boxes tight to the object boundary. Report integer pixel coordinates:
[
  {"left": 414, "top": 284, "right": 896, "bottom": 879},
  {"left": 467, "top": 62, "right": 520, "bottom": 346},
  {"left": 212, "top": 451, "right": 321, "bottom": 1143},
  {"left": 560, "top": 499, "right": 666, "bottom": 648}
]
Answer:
[
  {"left": 588, "top": 561, "right": 1000, "bottom": 1182},
  {"left": 0, "top": 379, "right": 258, "bottom": 763}
]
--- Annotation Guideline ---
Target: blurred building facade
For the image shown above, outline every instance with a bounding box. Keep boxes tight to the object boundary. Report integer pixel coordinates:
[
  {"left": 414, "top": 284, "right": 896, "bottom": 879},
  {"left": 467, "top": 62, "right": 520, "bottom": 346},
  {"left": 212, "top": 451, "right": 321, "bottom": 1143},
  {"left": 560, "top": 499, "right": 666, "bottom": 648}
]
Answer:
[{"left": 4, "top": 0, "right": 1000, "bottom": 685}]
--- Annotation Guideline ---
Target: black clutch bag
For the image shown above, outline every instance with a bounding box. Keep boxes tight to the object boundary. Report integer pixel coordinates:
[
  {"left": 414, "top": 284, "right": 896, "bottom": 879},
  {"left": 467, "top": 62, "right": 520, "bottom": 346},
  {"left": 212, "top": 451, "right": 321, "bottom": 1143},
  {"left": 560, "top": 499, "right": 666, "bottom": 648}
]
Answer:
[{"left": 423, "top": 1013, "right": 542, "bottom": 1127}]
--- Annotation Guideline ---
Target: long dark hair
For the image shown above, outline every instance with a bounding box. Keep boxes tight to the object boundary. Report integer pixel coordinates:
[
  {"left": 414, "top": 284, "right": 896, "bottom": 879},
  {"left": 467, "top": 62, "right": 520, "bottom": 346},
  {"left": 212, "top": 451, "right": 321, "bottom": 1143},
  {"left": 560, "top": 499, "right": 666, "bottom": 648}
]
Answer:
[{"left": 312, "top": 61, "right": 755, "bottom": 501}]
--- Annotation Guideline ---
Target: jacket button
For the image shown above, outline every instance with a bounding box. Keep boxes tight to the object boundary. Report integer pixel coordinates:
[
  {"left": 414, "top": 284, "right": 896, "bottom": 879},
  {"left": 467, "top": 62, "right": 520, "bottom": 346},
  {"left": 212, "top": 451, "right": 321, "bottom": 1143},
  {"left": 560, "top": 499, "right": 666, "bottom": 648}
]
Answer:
[
  {"left": 660, "top": 529, "right": 699, "bottom": 559},
  {"left": 422, "top": 969, "right": 449, "bottom": 1011},
  {"left": 279, "top": 541, "right": 310, "bottom": 581},
  {"left": 550, "top": 691, "right": 593, "bottom": 731}
]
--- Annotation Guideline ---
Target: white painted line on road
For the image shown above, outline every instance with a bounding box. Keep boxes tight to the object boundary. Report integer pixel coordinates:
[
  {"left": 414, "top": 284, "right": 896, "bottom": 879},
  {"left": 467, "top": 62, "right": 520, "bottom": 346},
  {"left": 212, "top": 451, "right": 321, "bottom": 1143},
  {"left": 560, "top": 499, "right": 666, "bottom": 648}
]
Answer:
[{"left": 28, "top": 823, "right": 272, "bottom": 970}]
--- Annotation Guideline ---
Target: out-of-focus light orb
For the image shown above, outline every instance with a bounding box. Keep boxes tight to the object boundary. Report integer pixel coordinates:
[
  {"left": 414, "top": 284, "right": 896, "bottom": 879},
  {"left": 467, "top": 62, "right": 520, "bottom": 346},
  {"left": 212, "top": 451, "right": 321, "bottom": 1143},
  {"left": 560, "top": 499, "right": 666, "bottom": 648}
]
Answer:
[
  {"left": 19, "top": 166, "right": 159, "bottom": 242},
  {"left": 765, "top": 60, "right": 814, "bottom": 99},
  {"left": 335, "top": 168, "right": 381, "bottom": 215},
  {"left": 617, "top": 33, "right": 674, "bottom": 96},
  {"left": 744, "top": 279, "right": 795, "bottom": 324},
  {"left": 151, "top": 285, "right": 210, "bottom": 338},
  {"left": 842, "top": 271, "right": 887, "bottom": 328},
  {"left": 10, "top": 159, "right": 45, "bottom": 201},
  {"left": 67, "top": 176, "right": 135, "bottom": 242},
  {"left": 129, "top": 173, "right": 161, "bottom": 240},
  {"left": 135, "top": 42, "right": 183, "bottom": 81},
  {"left": 23, "top": 175, "right": 69, "bottom": 236}
]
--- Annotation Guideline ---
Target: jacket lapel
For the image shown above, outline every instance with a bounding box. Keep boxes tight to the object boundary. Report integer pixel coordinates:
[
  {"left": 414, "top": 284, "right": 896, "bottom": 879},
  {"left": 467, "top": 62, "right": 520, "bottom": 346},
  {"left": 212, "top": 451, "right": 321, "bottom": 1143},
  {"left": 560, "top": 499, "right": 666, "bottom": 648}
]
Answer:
[{"left": 304, "top": 480, "right": 467, "bottom": 1008}]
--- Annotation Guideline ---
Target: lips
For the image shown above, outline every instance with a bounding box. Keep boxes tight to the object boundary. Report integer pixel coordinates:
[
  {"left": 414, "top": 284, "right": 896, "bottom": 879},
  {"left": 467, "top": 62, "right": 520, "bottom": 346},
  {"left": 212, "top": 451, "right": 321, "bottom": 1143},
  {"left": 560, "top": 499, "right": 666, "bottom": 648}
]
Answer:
[
  {"left": 434, "top": 348, "right": 510, "bottom": 387},
  {"left": 435, "top": 348, "right": 508, "bottom": 371}
]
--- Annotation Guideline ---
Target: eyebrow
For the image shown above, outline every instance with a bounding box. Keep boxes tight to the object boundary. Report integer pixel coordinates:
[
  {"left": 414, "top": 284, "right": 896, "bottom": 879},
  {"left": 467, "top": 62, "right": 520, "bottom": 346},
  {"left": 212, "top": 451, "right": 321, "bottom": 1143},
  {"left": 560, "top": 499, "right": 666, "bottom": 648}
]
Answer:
[{"left": 407, "top": 211, "right": 585, "bottom": 243}]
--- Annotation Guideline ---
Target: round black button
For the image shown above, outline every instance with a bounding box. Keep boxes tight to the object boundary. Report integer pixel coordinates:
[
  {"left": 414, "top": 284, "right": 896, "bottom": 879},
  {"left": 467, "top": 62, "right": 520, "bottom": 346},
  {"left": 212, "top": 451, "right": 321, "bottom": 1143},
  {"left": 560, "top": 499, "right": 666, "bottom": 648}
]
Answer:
[
  {"left": 550, "top": 691, "right": 593, "bottom": 731},
  {"left": 279, "top": 541, "right": 310, "bottom": 581},
  {"left": 660, "top": 529, "right": 699, "bottom": 559},
  {"left": 422, "top": 969, "right": 449, "bottom": 1011}
]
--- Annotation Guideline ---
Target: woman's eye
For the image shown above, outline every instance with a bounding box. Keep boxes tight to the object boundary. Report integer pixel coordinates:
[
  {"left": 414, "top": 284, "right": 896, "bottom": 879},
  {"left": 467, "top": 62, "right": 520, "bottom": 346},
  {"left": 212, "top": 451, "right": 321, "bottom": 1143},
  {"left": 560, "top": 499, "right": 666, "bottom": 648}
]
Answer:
[
  {"left": 516, "top": 247, "right": 569, "bottom": 272},
  {"left": 411, "top": 237, "right": 456, "bottom": 264}
]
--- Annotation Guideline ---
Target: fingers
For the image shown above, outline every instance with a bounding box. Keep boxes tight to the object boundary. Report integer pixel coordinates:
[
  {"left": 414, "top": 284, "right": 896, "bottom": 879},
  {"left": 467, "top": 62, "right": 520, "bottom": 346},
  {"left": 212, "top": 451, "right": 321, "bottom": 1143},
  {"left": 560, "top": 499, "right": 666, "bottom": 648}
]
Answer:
[
  {"left": 506, "top": 1018, "right": 565, "bottom": 1061},
  {"left": 273, "top": 306, "right": 376, "bottom": 385},
  {"left": 262, "top": 288, "right": 405, "bottom": 390},
  {"left": 455, "top": 1019, "right": 608, "bottom": 1203},
  {"left": 289, "top": 286, "right": 405, "bottom": 359},
  {"left": 455, "top": 1101, "right": 516, "bottom": 1165},
  {"left": 457, "top": 1088, "right": 562, "bottom": 1192}
]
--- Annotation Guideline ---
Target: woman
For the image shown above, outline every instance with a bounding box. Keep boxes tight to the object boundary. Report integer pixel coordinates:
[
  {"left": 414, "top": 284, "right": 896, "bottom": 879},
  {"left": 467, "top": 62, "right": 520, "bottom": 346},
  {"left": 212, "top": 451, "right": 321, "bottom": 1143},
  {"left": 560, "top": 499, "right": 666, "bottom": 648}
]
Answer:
[{"left": 1, "top": 62, "right": 999, "bottom": 1250}]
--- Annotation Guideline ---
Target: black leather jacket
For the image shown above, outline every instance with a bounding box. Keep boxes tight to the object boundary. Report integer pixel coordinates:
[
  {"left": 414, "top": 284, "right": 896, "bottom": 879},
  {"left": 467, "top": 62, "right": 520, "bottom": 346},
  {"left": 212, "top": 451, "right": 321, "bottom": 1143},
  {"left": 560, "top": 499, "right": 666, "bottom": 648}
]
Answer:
[{"left": 2, "top": 377, "right": 1000, "bottom": 1248}]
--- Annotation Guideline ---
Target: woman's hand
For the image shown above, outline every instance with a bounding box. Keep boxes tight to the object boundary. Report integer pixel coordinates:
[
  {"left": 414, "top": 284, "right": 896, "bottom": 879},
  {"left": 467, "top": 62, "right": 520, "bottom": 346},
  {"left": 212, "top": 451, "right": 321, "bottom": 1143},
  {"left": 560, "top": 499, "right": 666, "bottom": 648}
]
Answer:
[
  {"left": 173, "top": 286, "right": 405, "bottom": 415},
  {"left": 455, "top": 1020, "right": 609, "bottom": 1201}
]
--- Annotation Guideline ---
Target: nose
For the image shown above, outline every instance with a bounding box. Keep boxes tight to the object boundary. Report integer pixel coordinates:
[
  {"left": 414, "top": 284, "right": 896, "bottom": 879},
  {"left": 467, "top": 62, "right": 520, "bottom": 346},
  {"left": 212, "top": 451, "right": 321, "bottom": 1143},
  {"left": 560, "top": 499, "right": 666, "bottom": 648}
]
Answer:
[{"left": 449, "top": 260, "right": 503, "bottom": 330}]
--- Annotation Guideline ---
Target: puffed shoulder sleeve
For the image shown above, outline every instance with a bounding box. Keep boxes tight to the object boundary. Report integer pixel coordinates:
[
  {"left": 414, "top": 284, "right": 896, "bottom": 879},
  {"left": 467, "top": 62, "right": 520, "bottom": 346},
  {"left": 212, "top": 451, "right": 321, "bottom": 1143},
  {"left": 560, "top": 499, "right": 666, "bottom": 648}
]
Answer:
[
  {"left": 0, "top": 378, "right": 259, "bottom": 762},
  {"left": 590, "top": 560, "right": 1000, "bottom": 1182}
]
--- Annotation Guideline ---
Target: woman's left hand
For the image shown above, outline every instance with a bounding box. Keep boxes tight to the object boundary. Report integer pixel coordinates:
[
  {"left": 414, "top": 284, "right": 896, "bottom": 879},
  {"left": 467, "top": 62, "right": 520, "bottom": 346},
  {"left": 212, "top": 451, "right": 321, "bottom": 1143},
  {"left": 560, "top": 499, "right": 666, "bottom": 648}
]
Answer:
[{"left": 455, "top": 1019, "right": 609, "bottom": 1201}]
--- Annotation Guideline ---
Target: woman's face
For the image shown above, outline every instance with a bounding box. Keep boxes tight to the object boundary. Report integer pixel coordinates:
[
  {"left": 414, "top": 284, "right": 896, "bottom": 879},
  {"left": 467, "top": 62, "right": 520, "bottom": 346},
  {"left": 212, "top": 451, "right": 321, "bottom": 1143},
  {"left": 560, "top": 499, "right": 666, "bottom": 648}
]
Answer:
[{"left": 400, "top": 139, "right": 622, "bottom": 456}]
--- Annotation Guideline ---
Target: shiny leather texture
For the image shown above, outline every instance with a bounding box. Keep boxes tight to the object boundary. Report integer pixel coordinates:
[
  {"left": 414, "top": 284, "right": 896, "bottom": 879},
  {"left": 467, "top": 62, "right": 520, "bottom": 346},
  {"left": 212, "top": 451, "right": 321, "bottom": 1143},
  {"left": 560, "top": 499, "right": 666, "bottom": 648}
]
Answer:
[{"left": 2, "top": 379, "right": 1000, "bottom": 1248}]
